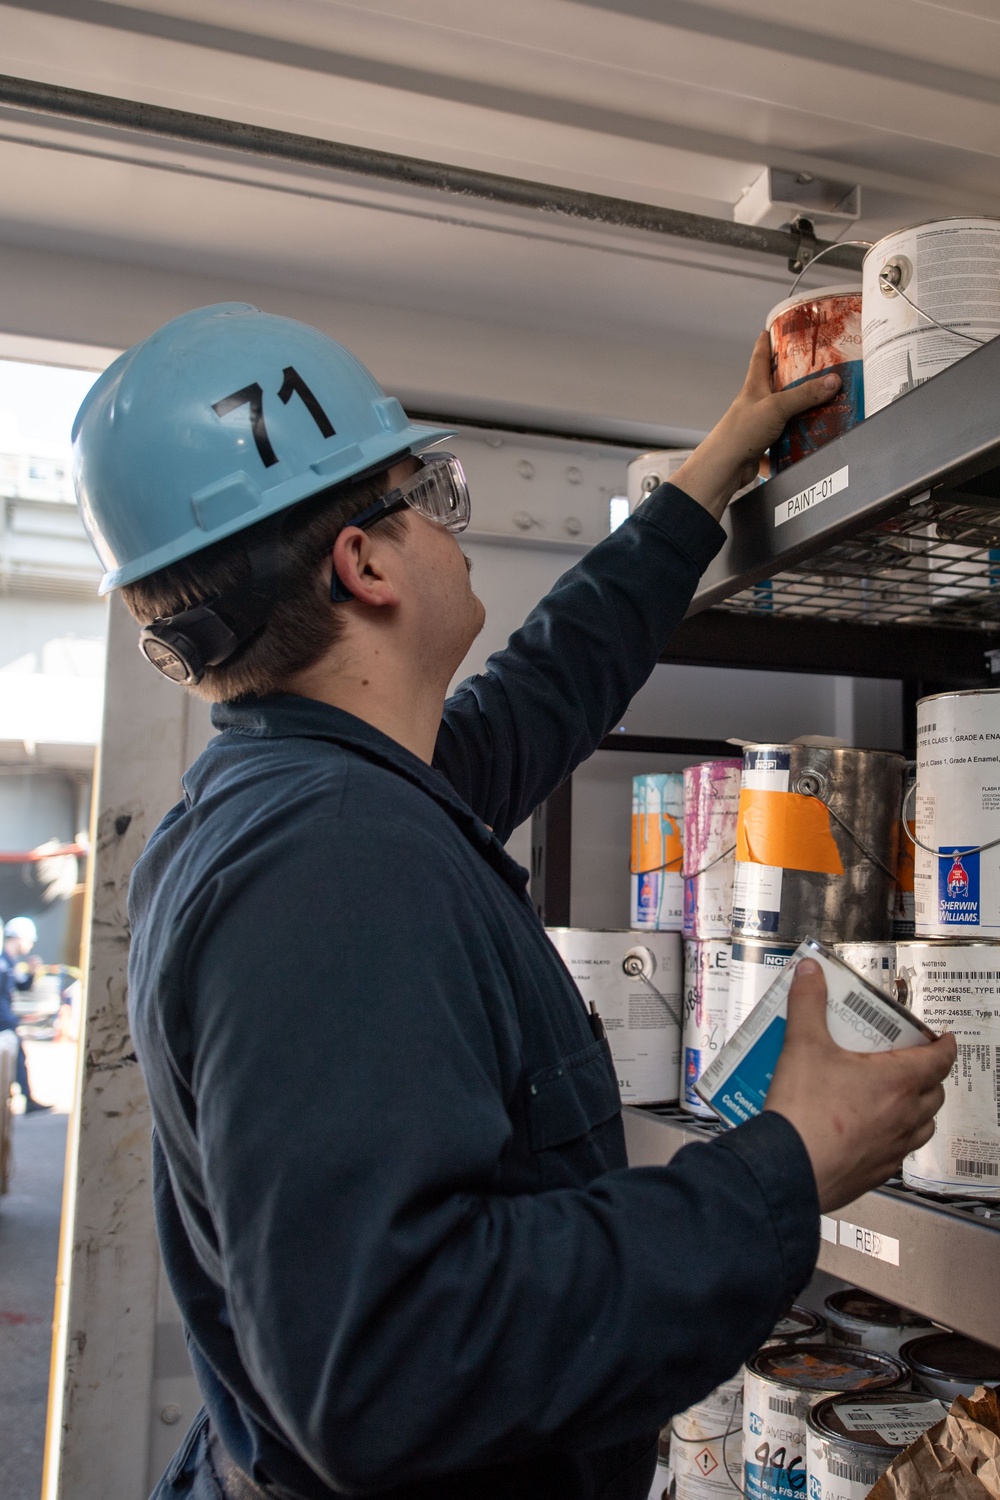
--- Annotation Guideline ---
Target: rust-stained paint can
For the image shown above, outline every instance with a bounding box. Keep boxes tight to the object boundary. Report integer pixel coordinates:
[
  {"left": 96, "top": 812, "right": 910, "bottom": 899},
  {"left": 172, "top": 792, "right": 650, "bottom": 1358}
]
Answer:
[{"left": 766, "top": 285, "right": 864, "bottom": 472}]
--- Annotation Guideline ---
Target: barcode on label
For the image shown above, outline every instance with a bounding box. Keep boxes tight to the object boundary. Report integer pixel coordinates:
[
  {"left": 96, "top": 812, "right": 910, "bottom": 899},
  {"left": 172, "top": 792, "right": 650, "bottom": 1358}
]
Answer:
[
  {"left": 954, "top": 1158, "right": 1000, "bottom": 1177},
  {"left": 826, "top": 1458, "right": 880, "bottom": 1485},
  {"left": 939, "top": 971, "right": 1000, "bottom": 981},
  {"left": 768, "top": 1396, "right": 797, "bottom": 1415},
  {"left": 842, "top": 989, "right": 902, "bottom": 1043},
  {"left": 995, "top": 1046, "right": 1000, "bottom": 1131}
]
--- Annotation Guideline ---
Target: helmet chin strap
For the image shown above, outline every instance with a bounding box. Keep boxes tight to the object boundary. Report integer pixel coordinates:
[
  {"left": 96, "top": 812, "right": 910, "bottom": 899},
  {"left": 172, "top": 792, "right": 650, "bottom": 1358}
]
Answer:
[{"left": 138, "top": 519, "right": 283, "bottom": 685}]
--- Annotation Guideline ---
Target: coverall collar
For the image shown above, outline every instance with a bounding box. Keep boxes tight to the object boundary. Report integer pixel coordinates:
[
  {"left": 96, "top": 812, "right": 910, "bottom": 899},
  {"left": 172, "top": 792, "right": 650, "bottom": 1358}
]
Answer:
[{"left": 209, "top": 693, "right": 529, "bottom": 894}]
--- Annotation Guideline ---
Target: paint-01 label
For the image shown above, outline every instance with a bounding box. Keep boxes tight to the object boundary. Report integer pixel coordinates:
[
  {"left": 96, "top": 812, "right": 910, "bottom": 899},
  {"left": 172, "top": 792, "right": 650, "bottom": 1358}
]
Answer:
[{"left": 773, "top": 465, "right": 849, "bottom": 528}]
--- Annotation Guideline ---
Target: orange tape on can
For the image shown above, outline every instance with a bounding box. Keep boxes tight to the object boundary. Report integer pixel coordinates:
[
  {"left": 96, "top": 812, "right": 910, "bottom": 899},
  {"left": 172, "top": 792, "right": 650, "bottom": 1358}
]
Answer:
[
  {"left": 631, "top": 812, "right": 683, "bottom": 875},
  {"left": 736, "top": 788, "right": 844, "bottom": 875}
]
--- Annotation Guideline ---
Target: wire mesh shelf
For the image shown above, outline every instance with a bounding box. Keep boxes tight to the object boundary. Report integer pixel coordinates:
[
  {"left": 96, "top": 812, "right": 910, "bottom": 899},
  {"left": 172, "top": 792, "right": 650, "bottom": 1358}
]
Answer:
[{"left": 717, "top": 494, "right": 1000, "bottom": 630}]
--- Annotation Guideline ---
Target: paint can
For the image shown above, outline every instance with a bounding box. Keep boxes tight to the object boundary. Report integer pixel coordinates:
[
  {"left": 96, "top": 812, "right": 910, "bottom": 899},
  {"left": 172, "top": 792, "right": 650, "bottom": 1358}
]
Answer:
[
  {"left": 895, "top": 938, "right": 1000, "bottom": 1197},
  {"left": 824, "top": 1289, "right": 937, "bottom": 1356},
  {"left": 766, "top": 286, "right": 864, "bottom": 472},
  {"left": 900, "top": 1331, "right": 1000, "bottom": 1401},
  {"left": 862, "top": 218, "right": 1000, "bottom": 419},
  {"left": 627, "top": 449, "right": 695, "bottom": 510},
  {"left": 806, "top": 1391, "right": 948, "bottom": 1500},
  {"left": 669, "top": 1310, "right": 822, "bottom": 1500},
  {"left": 832, "top": 942, "right": 897, "bottom": 998},
  {"left": 670, "top": 1369, "right": 744, "bottom": 1500},
  {"left": 891, "top": 764, "right": 917, "bottom": 939},
  {"left": 632, "top": 773, "right": 685, "bottom": 932},
  {"left": 732, "top": 744, "right": 904, "bottom": 943},
  {"left": 545, "top": 929, "right": 682, "bottom": 1104},
  {"left": 914, "top": 689, "right": 1000, "bottom": 937},
  {"left": 681, "top": 939, "right": 730, "bottom": 1118},
  {"left": 698, "top": 940, "right": 934, "bottom": 1129},
  {"left": 742, "top": 1344, "right": 906, "bottom": 1500},
  {"left": 728, "top": 939, "right": 798, "bottom": 1037},
  {"left": 769, "top": 1306, "right": 826, "bottom": 1346},
  {"left": 683, "top": 759, "right": 743, "bottom": 939}
]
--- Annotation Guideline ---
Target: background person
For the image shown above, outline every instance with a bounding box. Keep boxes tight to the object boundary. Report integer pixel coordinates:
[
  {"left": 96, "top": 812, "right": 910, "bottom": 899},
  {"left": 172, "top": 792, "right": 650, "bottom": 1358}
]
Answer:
[
  {"left": 0, "top": 917, "right": 49, "bottom": 1114},
  {"left": 73, "top": 305, "right": 955, "bottom": 1500}
]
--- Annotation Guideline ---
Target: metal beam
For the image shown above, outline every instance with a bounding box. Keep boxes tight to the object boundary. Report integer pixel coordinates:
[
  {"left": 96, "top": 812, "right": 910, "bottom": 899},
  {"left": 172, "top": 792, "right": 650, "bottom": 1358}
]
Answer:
[
  {"left": 661, "top": 610, "right": 997, "bottom": 685},
  {"left": 0, "top": 73, "right": 866, "bottom": 272}
]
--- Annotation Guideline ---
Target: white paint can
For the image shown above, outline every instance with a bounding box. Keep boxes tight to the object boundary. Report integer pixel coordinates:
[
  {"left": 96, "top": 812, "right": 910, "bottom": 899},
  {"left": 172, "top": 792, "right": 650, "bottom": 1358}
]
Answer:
[
  {"left": 683, "top": 760, "right": 743, "bottom": 940},
  {"left": 862, "top": 218, "right": 1000, "bottom": 418},
  {"left": 727, "top": 939, "right": 799, "bottom": 1038},
  {"left": 823, "top": 1289, "right": 936, "bottom": 1356},
  {"left": 682, "top": 940, "right": 730, "bottom": 1118},
  {"left": 901, "top": 1332, "right": 1000, "bottom": 1401},
  {"left": 632, "top": 773, "right": 685, "bottom": 932},
  {"left": 832, "top": 943, "right": 897, "bottom": 998},
  {"left": 770, "top": 1306, "right": 826, "bottom": 1346},
  {"left": 743, "top": 1345, "right": 905, "bottom": 1500},
  {"left": 806, "top": 1391, "right": 948, "bottom": 1500},
  {"left": 914, "top": 688, "right": 1000, "bottom": 936},
  {"left": 545, "top": 929, "right": 682, "bottom": 1104},
  {"left": 896, "top": 938, "right": 1000, "bottom": 1196},
  {"left": 647, "top": 1425, "right": 673, "bottom": 1500},
  {"left": 670, "top": 1369, "right": 744, "bottom": 1500}
]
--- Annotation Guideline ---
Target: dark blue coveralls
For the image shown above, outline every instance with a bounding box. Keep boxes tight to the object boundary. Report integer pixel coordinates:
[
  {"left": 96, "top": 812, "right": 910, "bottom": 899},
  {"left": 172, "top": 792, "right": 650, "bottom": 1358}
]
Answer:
[{"left": 128, "top": 484, "right": 820, "bottom": 1500}]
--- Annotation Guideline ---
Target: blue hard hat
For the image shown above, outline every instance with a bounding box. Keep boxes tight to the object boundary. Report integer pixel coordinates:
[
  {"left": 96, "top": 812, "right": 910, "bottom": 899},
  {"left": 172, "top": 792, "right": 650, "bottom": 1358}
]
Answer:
[{"left": 72, "top": 303, "right": 453, "bottom": 593}]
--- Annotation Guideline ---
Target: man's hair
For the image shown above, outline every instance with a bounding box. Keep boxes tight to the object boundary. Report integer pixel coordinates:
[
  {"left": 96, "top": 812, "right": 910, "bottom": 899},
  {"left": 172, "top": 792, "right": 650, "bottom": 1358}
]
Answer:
[{"left": 121, "top": 468, "right": 406, "bottom": 702}]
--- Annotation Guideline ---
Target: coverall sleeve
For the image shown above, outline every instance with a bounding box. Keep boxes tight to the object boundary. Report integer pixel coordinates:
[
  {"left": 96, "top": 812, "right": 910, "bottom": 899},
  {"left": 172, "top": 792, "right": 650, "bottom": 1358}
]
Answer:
[
  {"left": 433, "top": 483, "right": 725, "bottom": 843},
  {"left": 189, "top": 809, "right": 818, "bottom": 1494}
]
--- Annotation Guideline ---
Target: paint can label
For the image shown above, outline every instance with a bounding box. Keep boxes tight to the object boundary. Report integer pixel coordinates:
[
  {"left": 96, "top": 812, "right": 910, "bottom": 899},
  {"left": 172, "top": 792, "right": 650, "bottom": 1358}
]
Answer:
[
  {"left": 733, "top": 751, "right": 791, "bottom": 935},
  {"left": 915, "top": 692, "right": 1000, "bottom": 936},
  {"left": 728, "top": 941, "right": 797, "bottom": 1037},
  {"left": 683, "top": 760, "right": 742, "bottom": 939},
  {"left": 898, "top": 943, "right": 1000, "bottom": 1196},
  {"left": 743, "top": 1370, "right": 811, "bottom": 1500},
  {"left": 682, "top": 939, "right": 730, "bottom": 1117},
  {"left": 632, "top": 773, "right": 685, "bottom": 931},
  {"left": 767, "top": 288, "right": 864, "bottom": 472},
  {"left": 698, "top": 941, "right": 932, "bottom": 1128},
  {"left": 671, "top": 1371, "right": 744, "bottom": 1498}
]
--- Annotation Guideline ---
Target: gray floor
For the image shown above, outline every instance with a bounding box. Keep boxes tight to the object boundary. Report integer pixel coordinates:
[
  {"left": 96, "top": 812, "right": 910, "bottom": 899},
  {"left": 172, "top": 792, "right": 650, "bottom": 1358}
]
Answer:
[{"left": 0, "top": 1110, "right": 67, "bottom": 1500}]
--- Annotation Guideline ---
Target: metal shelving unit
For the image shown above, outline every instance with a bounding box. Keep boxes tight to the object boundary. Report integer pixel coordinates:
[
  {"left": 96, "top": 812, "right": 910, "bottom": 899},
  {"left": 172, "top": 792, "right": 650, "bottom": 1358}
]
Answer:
[
  {"left": 608, "top": 345, "right": 1000, "bottom": 1341},
  {"left": 624, "top": 1107, "right": 1000, "bottom": 1346}
]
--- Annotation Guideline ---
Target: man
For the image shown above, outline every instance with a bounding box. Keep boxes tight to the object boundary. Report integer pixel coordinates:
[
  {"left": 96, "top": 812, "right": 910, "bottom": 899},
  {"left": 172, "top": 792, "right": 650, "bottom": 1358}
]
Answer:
[
  {"left": 73, "top": 304, "right": 954, "bottom": 1500},
  {"left": 0, "top": 915, "right": 49, "bottom": 1114}
]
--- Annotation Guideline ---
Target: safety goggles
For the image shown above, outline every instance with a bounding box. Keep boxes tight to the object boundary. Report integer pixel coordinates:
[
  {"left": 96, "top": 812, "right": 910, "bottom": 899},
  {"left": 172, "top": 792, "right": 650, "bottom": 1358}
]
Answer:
[{"left": 329, "top": 452, "right": 470, "bottom": 601}]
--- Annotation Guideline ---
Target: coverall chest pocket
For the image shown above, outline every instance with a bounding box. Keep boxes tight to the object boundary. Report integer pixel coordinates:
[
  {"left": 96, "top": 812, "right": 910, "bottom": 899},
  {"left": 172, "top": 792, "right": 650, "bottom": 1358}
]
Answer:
[{"left": 525, "top": 1038, "right": 622, "bottom": 1184}]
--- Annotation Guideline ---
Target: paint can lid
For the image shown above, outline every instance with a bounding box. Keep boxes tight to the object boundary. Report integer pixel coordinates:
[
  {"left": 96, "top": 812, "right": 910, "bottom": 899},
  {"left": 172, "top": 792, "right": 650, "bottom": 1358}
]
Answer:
[
  {"left": 808, "top": 1391, "right": 949, "bottom": 1451},
  {"left": 765, "top": 285, "right": 862, "bottom": 330},
  {"left": 747, "top": 1343, "right": 907, "bottom": 1392},
  {"left": 900, "top": 1332, "right": 1000, "bottom": 1383},
  {"left": 825, "top": 1289, "right": 933, "bottom": 1330},
  {"left": 768, "top": 1304, "right": 825, "bottom": 1343}
]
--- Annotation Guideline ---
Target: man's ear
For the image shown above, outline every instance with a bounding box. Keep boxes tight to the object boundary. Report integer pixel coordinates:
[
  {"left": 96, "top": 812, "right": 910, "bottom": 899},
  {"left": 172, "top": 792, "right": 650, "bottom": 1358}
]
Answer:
[{"left": 330, "top": 526, "right": 402, "bottom": 608}]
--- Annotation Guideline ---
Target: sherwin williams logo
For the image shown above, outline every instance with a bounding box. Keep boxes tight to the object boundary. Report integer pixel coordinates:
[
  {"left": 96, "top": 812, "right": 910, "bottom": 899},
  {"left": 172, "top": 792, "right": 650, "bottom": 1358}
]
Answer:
[
  {"left": 938, "top": 847, "right": 979, "bottom": 924},
  {"left": 684, "top": 1048, "right": 701, "bottom": 1105}
]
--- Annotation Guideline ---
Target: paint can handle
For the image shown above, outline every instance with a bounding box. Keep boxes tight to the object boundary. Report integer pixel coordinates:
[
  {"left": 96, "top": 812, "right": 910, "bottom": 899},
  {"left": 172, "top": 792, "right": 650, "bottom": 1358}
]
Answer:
[{"left": 900, "top": 778, "right": 1000, "bottom": 858}]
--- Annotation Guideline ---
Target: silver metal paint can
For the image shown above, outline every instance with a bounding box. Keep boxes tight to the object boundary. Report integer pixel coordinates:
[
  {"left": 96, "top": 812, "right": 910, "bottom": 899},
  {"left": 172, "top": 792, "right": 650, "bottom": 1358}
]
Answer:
[
  {"left": 681, "top": 939, "right": 730, "bottom": 1118},
  {"left": 901, "top": 1331, "right": 1000, "bottom": 1401},
  {"left": 862, "top": 218, "right": 1000, "bottom": 419},
  {"left": 743, "top": 1345, "right": 906, "bottom": 1500},
  {"left": 727, "top": 938, "right": 797, "bottom": 1038},
  {"left": 896, "top": 938, "right": 1000, "bottom": 1197},
  {"left": 732, "top": 745, "right": 904, "bottom": 944},
  {"left": 806, "top": 1391, "right": 948, "bottom": 1500},
  {"left": 914, "top": 688, "right": 1000, "bottom": 937},
  {"left": 545, "top": 929, "right": 682, "bottom": 1104},
  {"left": 824, "top": 1289, "right": 936, "bottom": 1356}
]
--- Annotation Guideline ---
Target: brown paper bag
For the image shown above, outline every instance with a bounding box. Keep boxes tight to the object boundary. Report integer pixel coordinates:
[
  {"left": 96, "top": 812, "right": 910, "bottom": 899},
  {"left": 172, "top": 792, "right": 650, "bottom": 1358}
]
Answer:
[{"left": 869, "top": 1388, "right": 1000, "bottom": 1499}]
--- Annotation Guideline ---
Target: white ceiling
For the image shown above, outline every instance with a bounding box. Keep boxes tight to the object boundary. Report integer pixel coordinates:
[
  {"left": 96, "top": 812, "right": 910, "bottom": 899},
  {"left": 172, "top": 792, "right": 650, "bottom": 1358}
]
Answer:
[{"left": 0, "top": 0, "right": 999, "bottom": 396}]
